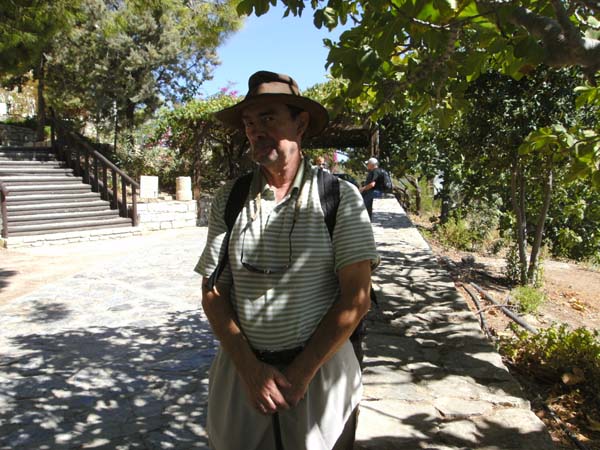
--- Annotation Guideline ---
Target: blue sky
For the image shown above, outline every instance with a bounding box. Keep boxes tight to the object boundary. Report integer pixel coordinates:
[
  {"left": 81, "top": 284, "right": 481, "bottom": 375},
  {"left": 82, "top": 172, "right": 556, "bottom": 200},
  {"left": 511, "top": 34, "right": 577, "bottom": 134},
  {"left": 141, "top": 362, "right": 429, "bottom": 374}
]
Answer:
[{"left": 200, "top": 4, "right": 347, "bottom": 97}]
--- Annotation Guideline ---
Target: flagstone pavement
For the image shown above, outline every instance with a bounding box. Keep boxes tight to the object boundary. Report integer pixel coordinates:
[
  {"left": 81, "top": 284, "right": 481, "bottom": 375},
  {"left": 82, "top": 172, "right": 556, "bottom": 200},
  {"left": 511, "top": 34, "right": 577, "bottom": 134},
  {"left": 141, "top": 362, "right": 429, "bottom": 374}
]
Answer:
[{"left": 0, "top": 198, "right": 555, "bottom": 449}]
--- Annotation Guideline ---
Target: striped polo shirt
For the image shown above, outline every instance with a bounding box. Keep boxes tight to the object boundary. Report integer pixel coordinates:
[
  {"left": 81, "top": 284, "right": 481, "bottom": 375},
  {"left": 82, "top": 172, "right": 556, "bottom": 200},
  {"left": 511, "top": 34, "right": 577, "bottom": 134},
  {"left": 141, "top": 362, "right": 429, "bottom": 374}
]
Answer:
[{"left": 195, "top": 158, "right": 378, "bottom": 350}]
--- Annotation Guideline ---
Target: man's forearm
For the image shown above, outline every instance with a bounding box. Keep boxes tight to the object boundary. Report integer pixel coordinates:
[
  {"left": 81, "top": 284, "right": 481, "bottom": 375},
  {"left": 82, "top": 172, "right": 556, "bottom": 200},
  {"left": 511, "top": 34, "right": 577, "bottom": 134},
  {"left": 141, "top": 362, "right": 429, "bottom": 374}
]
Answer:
[
  {"left": 360, "top": 181, "right": 375, "bottom": 193},
  {"left": 201, "top": 281, "right": 256, "bottom": 371},
  {"left": 284, "top": 260, "right": 372, "bottom": 390}
]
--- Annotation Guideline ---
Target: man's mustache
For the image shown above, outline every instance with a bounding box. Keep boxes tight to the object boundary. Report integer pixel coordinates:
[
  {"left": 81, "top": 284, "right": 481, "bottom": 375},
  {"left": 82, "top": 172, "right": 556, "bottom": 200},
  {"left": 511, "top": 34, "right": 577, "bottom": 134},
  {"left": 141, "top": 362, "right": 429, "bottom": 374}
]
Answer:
[{"left": 252, "top": 140, "right": 276, "bottom": 151}]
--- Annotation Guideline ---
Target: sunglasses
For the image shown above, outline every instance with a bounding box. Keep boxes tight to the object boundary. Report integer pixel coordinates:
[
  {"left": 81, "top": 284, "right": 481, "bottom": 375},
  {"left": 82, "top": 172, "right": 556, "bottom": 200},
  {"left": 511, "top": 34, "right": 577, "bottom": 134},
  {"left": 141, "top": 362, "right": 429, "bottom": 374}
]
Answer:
[{"left": 240, "top": 191, "right": 301, "bottom": 275}]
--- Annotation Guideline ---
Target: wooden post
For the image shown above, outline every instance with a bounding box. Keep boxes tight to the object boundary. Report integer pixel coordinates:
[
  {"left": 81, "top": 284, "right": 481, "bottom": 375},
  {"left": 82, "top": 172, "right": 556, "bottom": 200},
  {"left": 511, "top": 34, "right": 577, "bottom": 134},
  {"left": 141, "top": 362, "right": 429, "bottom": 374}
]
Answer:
[
  {"left": 102, "top": 166, "right": 108, "bottom": 200},
  {"left": 121, "top": 177, "right": 127, "bottom": 218},
  {"left": 93, "top": 154, "right": 99, "bottom": 192},
  {"left": 111, "top": 170, "right": 118, "bottom": 209},
  {"left": 131, "top": 185, "right": 138, "bottom": 226},
  {"left": 0, "top": 184, "right": 8, "bottom": 238},
  {"left": 84, "top": 152, "right": 90, "bottom": 184}
]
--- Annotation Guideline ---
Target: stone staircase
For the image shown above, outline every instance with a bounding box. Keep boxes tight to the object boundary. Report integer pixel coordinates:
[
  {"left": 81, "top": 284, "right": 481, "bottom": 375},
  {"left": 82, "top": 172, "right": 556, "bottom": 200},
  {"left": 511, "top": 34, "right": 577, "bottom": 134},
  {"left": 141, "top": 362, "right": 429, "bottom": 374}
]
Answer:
[{"left": 0, "top": 146, "right": 134, "bottom": 240}]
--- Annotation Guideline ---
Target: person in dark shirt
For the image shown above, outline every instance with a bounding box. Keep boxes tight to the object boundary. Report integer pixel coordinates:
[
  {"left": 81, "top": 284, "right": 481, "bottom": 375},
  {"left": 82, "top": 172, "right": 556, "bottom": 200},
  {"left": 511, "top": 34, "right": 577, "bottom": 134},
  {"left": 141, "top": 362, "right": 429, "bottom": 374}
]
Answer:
[{"left": 359, "top": 157, "right": 384, "bottom": 220}]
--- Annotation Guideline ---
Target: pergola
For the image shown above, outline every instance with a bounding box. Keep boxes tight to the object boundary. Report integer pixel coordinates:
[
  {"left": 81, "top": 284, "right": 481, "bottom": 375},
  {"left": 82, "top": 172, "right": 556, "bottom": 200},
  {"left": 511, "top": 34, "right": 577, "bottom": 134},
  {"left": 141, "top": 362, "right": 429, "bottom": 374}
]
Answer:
[{"left": 303, "top": 116, "right": 377, "bottom": 153}]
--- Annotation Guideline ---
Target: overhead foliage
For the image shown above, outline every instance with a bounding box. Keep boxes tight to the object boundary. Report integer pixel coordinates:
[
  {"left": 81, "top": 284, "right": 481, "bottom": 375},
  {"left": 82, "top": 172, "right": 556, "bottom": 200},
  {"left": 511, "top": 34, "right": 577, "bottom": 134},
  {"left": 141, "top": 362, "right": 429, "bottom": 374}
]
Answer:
[{"left": 238, "top": 0, "right": 600, "bottom": 187}]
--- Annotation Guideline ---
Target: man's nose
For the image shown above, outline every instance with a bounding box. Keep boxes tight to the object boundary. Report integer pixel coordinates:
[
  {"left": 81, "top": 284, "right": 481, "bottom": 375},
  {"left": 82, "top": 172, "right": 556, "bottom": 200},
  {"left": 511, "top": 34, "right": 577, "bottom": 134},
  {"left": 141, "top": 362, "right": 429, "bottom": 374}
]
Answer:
[{"left": 246, "top": 122, "right": 266, "bottom": 140}]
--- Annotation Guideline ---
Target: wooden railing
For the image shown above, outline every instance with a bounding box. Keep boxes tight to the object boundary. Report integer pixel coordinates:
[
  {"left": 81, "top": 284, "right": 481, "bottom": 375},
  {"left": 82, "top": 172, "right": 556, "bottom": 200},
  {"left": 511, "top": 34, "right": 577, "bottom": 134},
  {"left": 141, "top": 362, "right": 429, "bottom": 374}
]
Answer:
[
  {"left": 0, "top": 181, "right": 8, "bottom": 238},
  {"left": 52, "top": 118, "right": 139, "bottom": 226}
]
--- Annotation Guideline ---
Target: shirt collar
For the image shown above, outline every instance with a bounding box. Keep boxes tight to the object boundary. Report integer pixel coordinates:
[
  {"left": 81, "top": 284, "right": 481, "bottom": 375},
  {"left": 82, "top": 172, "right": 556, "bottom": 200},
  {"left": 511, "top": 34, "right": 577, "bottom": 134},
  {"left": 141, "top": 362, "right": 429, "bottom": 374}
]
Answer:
[{"left": 256, "top": 157, "right": 307, "bottom": 201}]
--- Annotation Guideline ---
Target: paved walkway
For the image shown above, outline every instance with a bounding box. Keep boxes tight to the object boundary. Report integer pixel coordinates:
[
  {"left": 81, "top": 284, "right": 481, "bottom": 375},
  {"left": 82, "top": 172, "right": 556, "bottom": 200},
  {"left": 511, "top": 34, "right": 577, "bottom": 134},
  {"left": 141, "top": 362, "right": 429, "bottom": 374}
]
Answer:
[{"left": 0, "top": 199, "right": 554, "bottom": 449}]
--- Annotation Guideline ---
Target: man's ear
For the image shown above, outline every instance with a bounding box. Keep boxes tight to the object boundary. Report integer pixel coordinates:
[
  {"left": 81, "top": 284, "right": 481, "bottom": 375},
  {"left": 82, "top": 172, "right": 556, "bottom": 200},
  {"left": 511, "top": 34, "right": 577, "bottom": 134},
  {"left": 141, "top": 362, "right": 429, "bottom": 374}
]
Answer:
[{"left": 297, "top": 111, "right": 310, "bottom": 135}]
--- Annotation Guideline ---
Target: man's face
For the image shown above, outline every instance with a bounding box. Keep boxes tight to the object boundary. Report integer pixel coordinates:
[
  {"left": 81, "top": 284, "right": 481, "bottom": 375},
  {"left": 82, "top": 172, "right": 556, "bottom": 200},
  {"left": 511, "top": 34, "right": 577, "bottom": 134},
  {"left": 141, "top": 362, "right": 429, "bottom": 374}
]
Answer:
[
  {"left": 241, "top": 101, "right": 309, "bottom": 167},
  {"left": 367, "top": 162, "right": 375, "bottom": 171}
]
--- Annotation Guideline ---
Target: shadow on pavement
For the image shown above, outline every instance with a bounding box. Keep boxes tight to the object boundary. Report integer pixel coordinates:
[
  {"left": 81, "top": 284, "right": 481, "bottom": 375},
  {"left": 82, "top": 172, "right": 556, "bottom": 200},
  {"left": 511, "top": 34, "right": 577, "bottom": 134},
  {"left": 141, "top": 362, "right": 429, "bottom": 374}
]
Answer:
[
  {"left": 373, "top": 212, "right": 414, "bottom": 230},
  {"left": 355, "top": 203, "right": 554, "bottom": 449},
  {"left": 0, "top": 268, "right": 17, "bottom": 293},
  {"left": 0, "top": 312, "right": 214, "bottom": 450},
  {"left": 25, "top": 301, "right": 72, "bottom": 323}
]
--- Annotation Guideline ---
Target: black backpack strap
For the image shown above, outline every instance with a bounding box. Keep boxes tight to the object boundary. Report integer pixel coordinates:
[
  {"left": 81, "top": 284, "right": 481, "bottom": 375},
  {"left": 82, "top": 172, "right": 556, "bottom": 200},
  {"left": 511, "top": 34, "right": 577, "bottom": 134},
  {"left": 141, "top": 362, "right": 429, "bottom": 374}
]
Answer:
[
  {"left": 205, "top": 172, "right": 253, "bottom": 291},
  {"left": 316, "top": 168, "right": 340, "bottom": 239}
]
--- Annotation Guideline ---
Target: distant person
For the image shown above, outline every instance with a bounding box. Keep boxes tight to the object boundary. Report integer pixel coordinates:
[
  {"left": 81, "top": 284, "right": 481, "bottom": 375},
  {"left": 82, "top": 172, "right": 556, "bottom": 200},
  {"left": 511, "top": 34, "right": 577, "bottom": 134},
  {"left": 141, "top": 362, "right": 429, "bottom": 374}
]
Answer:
[
  {"left": 359, "top": 157, "right": 384, "bottom": 220},
  {"left": 314, "top": 155, "right": 330, "bottom": 172}
]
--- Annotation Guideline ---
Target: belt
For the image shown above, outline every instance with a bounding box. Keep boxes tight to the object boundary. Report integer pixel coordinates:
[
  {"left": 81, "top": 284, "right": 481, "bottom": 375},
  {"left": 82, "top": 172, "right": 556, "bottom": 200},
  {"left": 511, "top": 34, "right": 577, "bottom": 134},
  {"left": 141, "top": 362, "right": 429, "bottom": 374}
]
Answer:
[{"left": 253, "top": 346, "right": 304, "bottom": 366}]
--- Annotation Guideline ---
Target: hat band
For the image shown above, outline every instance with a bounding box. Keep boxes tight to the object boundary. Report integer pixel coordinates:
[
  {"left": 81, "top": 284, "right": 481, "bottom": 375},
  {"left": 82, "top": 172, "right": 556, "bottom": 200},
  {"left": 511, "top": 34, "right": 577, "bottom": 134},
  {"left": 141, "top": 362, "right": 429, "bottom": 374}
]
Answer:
[{"left": 249, "top": 81, "right": 299, "bottom": 97}]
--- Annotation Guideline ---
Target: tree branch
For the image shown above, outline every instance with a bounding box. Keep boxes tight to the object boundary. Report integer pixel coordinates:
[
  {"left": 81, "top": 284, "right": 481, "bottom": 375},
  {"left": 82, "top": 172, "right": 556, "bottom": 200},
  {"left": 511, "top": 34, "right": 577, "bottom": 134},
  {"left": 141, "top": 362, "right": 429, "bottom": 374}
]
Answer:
[{"left": 496, "top": 1, "right": 600, "bottom": 80}]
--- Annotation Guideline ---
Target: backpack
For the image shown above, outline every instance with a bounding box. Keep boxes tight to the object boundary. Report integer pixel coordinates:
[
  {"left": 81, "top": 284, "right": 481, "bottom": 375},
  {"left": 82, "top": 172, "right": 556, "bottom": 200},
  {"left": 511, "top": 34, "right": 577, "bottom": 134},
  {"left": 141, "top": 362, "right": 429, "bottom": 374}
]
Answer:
[
  {"left": 380, "top": 168, "right": 393, "bottom": 193},
  {"left": 206, "top": 168, "right": 375, "bottom": 366}
]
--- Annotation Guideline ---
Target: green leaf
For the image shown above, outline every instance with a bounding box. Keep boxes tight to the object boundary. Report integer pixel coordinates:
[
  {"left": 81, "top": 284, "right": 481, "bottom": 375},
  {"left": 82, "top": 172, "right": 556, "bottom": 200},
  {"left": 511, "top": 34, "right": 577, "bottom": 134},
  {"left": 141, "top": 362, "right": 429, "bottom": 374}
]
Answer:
[
  {"left": 565, "top": 160, "right": 590, "bottom": 183},
  {"left": 593, "top": 171, "right": 600, "bottom": 189}
]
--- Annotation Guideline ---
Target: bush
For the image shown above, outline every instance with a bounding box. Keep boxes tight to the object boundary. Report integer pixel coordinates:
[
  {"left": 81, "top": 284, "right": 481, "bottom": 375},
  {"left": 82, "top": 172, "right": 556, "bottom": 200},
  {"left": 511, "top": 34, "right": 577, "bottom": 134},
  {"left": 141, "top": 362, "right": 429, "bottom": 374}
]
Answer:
[
  {"left": 504, "top": 244, "right": 545, "bottom": 287},
  {"left": 113, "top": 140, "right": 182, "bottom": 193},
  {"left": 435, "top": 217, "right": 477, "bottom": 251},
  {"left": 511, "top": 285, "right": 545, "bottom": 314},
  {"left": 499, "top": 325, "right": 600, "bottom": 394},
  {"left": 432, "top": 199, "right": 501, "bottom": 252}
]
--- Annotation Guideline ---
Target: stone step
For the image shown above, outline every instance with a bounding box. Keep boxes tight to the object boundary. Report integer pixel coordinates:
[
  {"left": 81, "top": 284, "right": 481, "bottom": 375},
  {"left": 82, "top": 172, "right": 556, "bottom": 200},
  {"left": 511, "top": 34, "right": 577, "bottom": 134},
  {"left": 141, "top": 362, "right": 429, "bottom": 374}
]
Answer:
[
  {"left": 2, "top": 225, "right": 141, "bottom": 247},
  {"left": 8, "top": 210, "right": 120, "bottom": 226},
  {"left": 0, "top": 176, "right": 81, "bottom": 184},
  {"left": 5, "top": 185, "right": 92, "bottom": 195},
  {"left": 0, "top": 167, "right": 74, "bottom": 175},
  {"left": 0, "top": 147, "right": 57, "bottom": 161},
  {"left": 5, "top": 192, "right": 102, "bottom": 204},
  {"left": 7, "top": 217, "right": 133, "bottom": 236},
  {"left": 7, "top": 200, "right": 111, "bottom": 213},
  {"left": 0, "top": 160, "right": 65, "bottom": 167}
]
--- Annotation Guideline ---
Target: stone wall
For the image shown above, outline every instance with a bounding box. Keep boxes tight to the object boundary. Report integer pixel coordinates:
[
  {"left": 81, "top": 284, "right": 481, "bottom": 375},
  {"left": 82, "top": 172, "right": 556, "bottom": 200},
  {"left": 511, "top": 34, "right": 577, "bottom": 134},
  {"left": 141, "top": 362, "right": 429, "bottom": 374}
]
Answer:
[
  {"left": 136, "top": 200, "right": 198, "bottom": 231},
  {"left": 0, "top": 124, "right": 36, "bottom": 146}
]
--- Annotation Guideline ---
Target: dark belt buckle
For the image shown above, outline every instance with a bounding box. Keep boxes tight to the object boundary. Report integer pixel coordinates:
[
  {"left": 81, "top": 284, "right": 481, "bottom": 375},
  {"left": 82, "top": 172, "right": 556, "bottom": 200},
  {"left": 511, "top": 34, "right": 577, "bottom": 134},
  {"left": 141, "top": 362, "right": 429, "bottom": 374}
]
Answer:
[{"left": 254, "top": 346, "right": 303, "bottom": 366}]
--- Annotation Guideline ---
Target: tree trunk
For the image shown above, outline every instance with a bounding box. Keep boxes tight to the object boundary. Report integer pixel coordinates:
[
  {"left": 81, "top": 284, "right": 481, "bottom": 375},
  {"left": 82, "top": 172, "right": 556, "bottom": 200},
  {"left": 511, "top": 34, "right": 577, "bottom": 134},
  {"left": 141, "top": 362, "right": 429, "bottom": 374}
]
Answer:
[
  {"left": 113, "top": 102, "right": 119, "bottom": 154},
  {"left": 527, "top": 164, "right": 553, "bottom": 283},
  {"left": 510, "top": 162, "right": 528, "bottom": 285},
  {"left": 124, "top": 99, "right": 135, "bottom": 147},
  {"left": 370, "top": 126, "right": 379, "bottom": 157},
  {"left": 36, "top": 55, "right": 46, "bottom": 142},
  {"left": 439, "top": 173, "right": 452, "bottom": 224},
  {"left": 406, "top": 175, "right": 422, "bottom": 215}
]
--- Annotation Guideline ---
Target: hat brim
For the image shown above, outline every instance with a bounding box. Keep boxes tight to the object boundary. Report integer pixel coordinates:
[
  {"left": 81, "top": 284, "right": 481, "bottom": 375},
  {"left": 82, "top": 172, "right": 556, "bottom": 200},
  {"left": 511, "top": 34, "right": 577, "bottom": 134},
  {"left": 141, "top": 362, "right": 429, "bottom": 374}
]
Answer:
[{"left": 214, "top": 94, "right": 329, "bottom": 138}]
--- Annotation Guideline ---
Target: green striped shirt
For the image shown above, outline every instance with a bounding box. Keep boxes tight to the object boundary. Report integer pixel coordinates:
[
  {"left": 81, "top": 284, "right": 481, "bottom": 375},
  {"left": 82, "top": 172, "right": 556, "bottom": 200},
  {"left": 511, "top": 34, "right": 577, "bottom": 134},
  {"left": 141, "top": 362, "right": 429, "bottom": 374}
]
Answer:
[{"left": 195, "top": 159, "right": 378, "bottom": 350}]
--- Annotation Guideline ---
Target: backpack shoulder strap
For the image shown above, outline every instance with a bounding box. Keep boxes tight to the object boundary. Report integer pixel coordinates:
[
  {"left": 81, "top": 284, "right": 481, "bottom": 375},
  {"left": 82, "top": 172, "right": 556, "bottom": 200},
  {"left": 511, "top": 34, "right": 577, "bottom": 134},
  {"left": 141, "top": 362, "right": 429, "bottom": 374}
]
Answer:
[
  {"left": 205, "top": 172, "right": 253, "bottom": 291},
  {"left": 317, "top": 168, "right": 340, "bottom": 240},
  {"left": 224, "top": 172, "right": 253, "bottom": 231}
]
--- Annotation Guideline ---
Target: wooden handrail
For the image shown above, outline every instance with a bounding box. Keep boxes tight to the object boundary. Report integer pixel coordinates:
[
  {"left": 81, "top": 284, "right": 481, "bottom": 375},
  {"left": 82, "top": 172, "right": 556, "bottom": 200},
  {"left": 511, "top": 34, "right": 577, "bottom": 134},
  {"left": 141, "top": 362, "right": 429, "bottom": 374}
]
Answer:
[
  {"left": 0, "top": 181, "right": 9, "bottom": 238},
  {"left": 68, "top": 132, "right": 139, "bottom": 187},
  {"left": 52, "top": 116, "right": 139, "bottom": 226}
]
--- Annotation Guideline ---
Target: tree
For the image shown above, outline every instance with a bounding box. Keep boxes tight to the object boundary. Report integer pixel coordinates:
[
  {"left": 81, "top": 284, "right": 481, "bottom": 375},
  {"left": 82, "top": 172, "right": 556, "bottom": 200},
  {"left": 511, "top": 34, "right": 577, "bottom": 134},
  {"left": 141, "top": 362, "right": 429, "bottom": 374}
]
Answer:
[
  {"left": 0, "top": 0, "right": 81, "bottom": 139},
  {"left": 237, "top": 0, "right": 600, "bottom": 185},
  {"left": 46, "top": 0, "right": 242, "bottom": 145},
  {"left": 149, "top": 89, "right": 250, "bottom": 194}
]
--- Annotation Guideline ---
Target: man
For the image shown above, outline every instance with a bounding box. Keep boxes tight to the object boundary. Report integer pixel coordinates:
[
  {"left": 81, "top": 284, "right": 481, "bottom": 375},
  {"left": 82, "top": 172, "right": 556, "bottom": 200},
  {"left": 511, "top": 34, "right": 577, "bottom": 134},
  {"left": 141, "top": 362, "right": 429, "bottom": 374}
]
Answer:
[
  {"left": 359, "top": 157, "right": 384, "bottom": 221},
  {"left": 195, "top": 71, "right": 378, "bottom": 450},
  {"left": 314, "top": 155, "right": 330, "bottom": 172}
]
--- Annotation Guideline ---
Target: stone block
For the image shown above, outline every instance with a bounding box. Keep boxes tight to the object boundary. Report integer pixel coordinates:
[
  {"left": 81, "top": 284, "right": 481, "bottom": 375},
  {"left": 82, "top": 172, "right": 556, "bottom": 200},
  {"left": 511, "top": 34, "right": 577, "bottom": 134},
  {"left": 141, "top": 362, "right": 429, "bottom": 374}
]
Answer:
[
  {"left": 176, "top": 177, "right": 193, "bottom": 201},
  {"left": 140, "top": 176, "right": 159, "bottom": 199}
]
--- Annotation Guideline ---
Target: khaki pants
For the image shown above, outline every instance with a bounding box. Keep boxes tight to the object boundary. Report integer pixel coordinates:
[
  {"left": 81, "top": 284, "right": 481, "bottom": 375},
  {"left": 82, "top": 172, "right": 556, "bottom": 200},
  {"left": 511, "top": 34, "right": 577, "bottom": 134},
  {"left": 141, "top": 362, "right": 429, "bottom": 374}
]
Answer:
[{"left": 332, "top": 407, "right": 358, "bottom": 450}]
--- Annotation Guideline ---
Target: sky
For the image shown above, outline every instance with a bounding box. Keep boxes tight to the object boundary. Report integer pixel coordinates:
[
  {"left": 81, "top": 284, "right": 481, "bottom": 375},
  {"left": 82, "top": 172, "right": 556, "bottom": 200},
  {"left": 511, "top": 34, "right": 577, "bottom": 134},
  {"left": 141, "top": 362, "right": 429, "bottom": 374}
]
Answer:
[{"left": 200, "top": 4, "right": 348, "bottom": 97}]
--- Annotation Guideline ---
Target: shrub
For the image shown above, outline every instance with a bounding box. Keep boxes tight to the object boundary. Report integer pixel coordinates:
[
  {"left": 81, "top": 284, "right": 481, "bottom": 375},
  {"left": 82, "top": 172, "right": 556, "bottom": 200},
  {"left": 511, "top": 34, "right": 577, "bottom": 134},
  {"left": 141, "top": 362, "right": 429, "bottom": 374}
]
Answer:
[
  {"left": 435, "top": 216, "right": 477, "bottom": 251},
  {"left": 511, "top": 285, "right": 545, "bottom": 314},
  {"left": 499, "top": 325, "right": 600, "bottom": 395}
]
